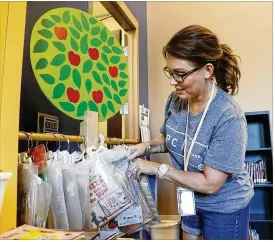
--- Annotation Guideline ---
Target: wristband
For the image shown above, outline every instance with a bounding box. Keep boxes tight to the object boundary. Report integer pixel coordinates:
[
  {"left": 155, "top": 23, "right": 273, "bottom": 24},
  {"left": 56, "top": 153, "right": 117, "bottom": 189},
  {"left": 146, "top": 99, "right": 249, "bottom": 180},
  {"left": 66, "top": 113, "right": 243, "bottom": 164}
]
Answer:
[{"left": 143, "top": 142, "right": 151, "bottom": 156}]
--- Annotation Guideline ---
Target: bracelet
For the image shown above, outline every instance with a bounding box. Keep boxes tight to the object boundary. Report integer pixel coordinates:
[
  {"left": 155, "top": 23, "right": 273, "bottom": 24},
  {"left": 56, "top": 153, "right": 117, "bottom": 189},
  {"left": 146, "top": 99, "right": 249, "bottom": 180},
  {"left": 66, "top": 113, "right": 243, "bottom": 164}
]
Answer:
[{"left": 143, "top": 142, "right": 151, "bottom": 156}]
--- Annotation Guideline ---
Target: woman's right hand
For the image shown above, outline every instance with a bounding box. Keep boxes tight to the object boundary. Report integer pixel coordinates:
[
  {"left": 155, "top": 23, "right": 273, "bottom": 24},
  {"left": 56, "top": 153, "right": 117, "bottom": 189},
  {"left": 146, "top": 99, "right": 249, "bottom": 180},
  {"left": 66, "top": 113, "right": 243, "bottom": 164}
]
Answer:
[{"left": 127, "top": 143, "right": 148, "bottom": 161}]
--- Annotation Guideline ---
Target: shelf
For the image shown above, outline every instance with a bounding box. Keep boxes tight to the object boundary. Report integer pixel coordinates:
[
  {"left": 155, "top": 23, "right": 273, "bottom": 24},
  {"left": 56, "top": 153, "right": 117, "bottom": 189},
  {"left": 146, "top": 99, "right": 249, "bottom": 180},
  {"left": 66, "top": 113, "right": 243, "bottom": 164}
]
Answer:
[
  {"left": 250, "top": 219, "right": 273, "bottom": 223},
  {"left": 246, "top": 148, "right": 272, "bottom": 152},
  {"left": 254, "top": 183, "right": 273, "bottom": 188},
  {"left": 250, "top": 213, "right": 273, "bottom": 222}
]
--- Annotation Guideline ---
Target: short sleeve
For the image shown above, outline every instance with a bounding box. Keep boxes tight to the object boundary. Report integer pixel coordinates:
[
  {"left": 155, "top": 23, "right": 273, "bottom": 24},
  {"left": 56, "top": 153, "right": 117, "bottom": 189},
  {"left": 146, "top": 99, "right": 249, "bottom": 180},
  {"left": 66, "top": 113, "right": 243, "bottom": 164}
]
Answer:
[
  {"left": 160, "top": 92, "right": 174, "bottom": 135},
  {"left": 203, "top": 114, "right": 248, "bottom": 174}
]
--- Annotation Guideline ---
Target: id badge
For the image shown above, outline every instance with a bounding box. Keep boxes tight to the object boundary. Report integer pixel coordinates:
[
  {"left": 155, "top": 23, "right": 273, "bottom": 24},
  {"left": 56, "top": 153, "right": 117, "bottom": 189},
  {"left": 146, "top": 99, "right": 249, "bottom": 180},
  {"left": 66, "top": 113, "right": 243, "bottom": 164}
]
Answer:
[{"left": 177, "top": 187, "right": 196, "bottom": 216}]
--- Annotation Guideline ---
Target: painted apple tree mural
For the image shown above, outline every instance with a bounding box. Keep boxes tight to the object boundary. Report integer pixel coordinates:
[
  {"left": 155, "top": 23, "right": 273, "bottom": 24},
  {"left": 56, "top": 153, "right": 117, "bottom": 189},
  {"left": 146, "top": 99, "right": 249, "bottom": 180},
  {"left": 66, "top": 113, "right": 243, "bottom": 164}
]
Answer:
[{"left": 30, "top": 8, "right": 129, "bottom": 121}]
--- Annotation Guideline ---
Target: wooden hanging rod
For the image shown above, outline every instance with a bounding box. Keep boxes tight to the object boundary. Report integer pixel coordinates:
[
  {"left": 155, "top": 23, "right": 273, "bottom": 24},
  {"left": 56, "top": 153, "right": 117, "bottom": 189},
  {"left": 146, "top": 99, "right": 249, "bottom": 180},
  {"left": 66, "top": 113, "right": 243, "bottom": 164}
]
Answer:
[{"left": 18, "top": 132, "right": 139, "bottom": 145}]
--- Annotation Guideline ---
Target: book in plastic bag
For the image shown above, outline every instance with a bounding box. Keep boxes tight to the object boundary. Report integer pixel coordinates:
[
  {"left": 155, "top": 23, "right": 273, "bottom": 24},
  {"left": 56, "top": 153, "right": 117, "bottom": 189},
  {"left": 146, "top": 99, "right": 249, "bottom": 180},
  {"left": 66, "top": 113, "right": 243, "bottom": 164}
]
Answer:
[{"left": 87, "top": 154, "right": 132, "bottom": 228}]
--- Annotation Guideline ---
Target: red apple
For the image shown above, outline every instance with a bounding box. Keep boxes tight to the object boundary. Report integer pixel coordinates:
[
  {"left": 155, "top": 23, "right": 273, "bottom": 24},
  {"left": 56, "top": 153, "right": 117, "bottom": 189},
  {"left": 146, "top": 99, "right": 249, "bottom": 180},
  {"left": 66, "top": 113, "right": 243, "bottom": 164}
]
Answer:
[
  {"left": 68, "top": 51, "right": 80, "bottom": 66},
  {"left": 109, "top": 66, "right": 118, "bottom": 78},
  {"left": 88, "top": 48, "right": 99, "bottom": 60},
  {"left": 67, "top": 88, "right": 80, "bottom": 103},
  {"left": 92, "top": 90, "right": 103, "bottom": 104},
  {"left": 54, "top": 26, "right": 67, "bottom": 40}
]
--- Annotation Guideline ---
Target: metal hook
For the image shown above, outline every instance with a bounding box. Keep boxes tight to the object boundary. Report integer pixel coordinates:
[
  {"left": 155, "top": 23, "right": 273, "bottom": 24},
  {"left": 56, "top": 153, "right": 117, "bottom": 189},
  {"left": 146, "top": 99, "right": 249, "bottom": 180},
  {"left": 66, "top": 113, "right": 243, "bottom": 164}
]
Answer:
[
  {"left": 20, "top": 131, "right": 32, "bottom": 153},
  {"left": 54, "top": 133, "right": 61, "bottom": 151},
  {"left": 29, "top": 133, "right": 34, "bottom": 151},
  {"left": 59, "top": 134, "right": 70, "bottom": 152}
]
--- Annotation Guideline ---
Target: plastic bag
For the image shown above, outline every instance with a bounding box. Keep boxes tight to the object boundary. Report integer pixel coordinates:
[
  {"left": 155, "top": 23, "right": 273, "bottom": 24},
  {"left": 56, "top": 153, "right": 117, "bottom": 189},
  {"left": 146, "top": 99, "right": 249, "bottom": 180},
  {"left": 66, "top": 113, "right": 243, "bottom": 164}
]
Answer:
[
  {"left": 82, "top": 150, "right": 132, "bottom": 229},
  {"left": 75, "top": 163, "right": 89, "bottom": 229},
  {"left": 100, "top": 146, "right": 159, "bottom": 237},
  {"left": 44, "top": 158, "right": 69, "bottom": 229},
  {"left": 62, "top": 162, "right": 83, "bottom": 230}
]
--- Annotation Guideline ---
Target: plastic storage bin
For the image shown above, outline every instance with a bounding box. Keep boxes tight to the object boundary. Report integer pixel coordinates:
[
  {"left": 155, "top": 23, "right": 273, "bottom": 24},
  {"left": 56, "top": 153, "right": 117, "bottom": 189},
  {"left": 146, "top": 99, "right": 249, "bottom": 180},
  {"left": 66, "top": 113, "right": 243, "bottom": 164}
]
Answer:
[
  {"left": 150, "top": 215, "right": 181, "bottom": 240},
  {"left": 0, "top": 172, "right": 12, "bottom": 214}
]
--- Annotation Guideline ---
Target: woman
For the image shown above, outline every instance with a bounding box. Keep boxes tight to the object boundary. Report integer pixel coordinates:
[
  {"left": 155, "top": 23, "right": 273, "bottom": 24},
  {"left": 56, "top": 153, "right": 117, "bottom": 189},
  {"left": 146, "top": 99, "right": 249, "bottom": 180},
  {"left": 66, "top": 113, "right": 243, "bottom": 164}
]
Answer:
[{"left": 128, "top": 25, "right": 254, "bottom": 240}]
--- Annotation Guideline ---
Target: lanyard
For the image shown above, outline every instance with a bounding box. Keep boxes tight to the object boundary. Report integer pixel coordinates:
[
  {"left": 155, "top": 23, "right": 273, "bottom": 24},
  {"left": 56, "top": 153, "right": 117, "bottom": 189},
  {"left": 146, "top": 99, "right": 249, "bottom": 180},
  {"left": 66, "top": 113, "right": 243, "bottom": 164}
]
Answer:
[{"left": 184, "top": 84, "right": 216, "bottom": 171}]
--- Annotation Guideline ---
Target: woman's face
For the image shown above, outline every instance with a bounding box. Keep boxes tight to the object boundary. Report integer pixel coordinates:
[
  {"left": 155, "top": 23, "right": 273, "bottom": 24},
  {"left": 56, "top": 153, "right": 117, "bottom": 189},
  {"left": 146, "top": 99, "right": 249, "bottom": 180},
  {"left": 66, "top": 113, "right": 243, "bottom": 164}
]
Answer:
[{"left": 165, "top": 54, "right": 209, "bottom": 101}]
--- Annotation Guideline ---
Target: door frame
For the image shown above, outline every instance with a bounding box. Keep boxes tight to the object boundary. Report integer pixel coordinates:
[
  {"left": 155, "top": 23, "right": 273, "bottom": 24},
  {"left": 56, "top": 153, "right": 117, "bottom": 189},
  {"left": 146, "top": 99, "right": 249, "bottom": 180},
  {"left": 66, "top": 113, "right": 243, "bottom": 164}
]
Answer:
[{"left": 89, "top": 1, "right": 140, "bottom": 140}]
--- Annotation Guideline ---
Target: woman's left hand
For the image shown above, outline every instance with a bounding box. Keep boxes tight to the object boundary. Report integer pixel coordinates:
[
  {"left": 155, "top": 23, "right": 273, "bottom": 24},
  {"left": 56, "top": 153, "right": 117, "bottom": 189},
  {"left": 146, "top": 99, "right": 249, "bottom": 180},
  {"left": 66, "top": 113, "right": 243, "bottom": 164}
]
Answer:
[{"left": 130, "top": 159, "right": 159, "bottom": 179}]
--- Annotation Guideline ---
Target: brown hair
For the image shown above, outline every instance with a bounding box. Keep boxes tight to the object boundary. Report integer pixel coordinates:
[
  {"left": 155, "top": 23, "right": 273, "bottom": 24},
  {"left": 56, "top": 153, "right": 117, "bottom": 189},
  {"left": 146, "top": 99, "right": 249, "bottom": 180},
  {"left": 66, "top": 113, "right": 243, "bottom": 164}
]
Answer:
[{"left": 163, "top": 25, "right": 241, "bottom": 95}]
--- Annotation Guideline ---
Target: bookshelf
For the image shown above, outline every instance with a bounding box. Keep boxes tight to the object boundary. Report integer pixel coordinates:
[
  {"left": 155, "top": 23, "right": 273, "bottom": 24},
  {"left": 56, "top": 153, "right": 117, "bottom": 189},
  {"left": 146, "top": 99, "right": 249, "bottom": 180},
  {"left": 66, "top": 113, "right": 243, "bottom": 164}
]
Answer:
[{"left": 245, "top": 111, "right": 273, "bottom": 240}]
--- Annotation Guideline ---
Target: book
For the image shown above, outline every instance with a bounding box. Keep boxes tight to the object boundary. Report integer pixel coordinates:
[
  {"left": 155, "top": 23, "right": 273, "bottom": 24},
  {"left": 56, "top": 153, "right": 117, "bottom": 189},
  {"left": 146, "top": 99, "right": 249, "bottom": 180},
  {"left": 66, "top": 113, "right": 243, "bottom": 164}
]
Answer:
[{"left": 0, "top": 225, "right": 84, "bottom": 240}]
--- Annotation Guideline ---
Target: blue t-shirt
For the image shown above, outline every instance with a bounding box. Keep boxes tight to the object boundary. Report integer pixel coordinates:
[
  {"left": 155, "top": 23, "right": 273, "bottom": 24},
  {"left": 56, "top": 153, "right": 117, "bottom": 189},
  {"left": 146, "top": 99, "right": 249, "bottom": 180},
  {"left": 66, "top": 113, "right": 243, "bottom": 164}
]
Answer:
[{"left": 160, "top": 87, "right": 254, "bottom": 213}]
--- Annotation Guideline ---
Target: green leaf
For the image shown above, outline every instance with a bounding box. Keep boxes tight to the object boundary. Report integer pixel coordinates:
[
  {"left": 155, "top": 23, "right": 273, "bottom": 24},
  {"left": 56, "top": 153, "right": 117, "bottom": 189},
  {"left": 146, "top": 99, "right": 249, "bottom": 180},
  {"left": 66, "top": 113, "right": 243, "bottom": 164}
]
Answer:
[
  {"left": 88, "top": 100, "right": 98, "bottom": 112},
  {"left": 119, "top": 89, "right": 128, "bottom": 97},
  {"left": 118, "top": 80, "right": 126, "bottom": 88},
  {"left": 92, "top": 71, "right": 102, "bottom": 84},
  {"left": 119, "top": 63, "right": 127, "bottom": 70},
  {"left": 62, "top": 10, "right": 70, "bottom": 24},
  {"left": 103, "top": 87, "right": 112, "bottom": 99},
  {"left": 38, "top": 29, "right": 53, "bottom": 39},
  {"left": 112, "top": 46, "right": 123, "bottom": 54},
  {"left": 103, "top": 46, "right": 112, "bottom": 54},
  {"left": 35, "top": 58, "right": 48, "bottom": 70},
  {"left": 89, "top": 17, "right": 97, "bottom": 25},
  {"left": 114, "top": 94, "right": 121, "bottom": 105},
  {"left": 41, "top": 19, "right": 55, "bottom": 28},
  {"left": 100, "top": 27, "right": 107, "bottom": 42},
  {"left": 59, "top": 64, "right": 71, "bottom": 81},
  {"left": 85, "top": 79, "right": 92, "bottom": 93},
  {"left": 91, "top": 26, "right": 100, "bottom": 35},
  {"left": 111, "top": 80, "right": 118, "bottom": 92},
  {"left": 101, "top": 104, "right": 107, "bottom": 118},
  {"left": 73, "top": 15, "right": 82, "bottom": 32},
  {"left": 102, "top": 73, "right": 110, "bottom": 85},
  {"left": 53, "top": 83, "right": 65, "bottom": 99},
  {"left": 59, "top": 102, "right": 75, "bottom": 112},
  {"left": 53, "top": 41, "right": 66, "bottom": 52},
  {"left": 77, "top": 101, "right": 87, "bottom": 117},
  {"left": 51, "top": 15, "right": 61, "bottom": 23},
  {"left": 81, "top": 13, "right": 89, "bottom": 32},
  {"left": 97, "top": 62, "right": 106, "bottom": 71},
  {"left": 33, "top": 39, "right": 48, "bottom": 53},
  {"left": 73, "top": 69, "right": 81, "bottom": 89},
  {"left": 102, "top": 53, "right": 109, "bottom": 65},
  {"left": 69, "top": 27, "right": 80, "bottom": 39},
  {"left": 108, "top": 36, "right": 114, "bottom": 46},
  {"left": 90, "top": 38, "right": 102, "bottom": 47},
  {"left": 80, "top": 34, "right": 88, "bottom": 54},
  {"left": 40, "top": 74, "right": 55, "bottom": 85},
  {"left": 120, "top": 72, "right": 128, "bottom": 79},
  {"left": 83, "top": 60, "right": 93, "bottom": 73},
  {"left": 50, "top": 54, "right": 65, "bottom": 66},
  {"left": 71, "top": 37, "right": 79, "bottom": 52},
  {"left": 110, "top": 56, "right": 120, "bottom": 64},
  {"left": 107, "top": 101, "right": 115, "bottom": 113}
]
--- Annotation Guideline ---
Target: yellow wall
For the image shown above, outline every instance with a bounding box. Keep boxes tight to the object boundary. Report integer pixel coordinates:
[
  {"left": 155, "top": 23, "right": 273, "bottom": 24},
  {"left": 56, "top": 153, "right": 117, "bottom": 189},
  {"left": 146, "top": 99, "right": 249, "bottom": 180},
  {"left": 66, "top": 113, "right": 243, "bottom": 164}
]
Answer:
[
  {"left": 0, "top": 2, "right": 27, "bottom": 233},
  {"left": 147, "top": 2, "right": 272, "bottom": 215}
]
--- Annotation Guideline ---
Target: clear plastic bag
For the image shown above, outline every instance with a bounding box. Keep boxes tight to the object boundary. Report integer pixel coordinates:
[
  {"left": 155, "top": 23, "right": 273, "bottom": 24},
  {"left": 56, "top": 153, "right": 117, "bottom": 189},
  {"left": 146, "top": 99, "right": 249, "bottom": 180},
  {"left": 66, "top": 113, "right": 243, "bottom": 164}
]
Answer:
[
  {"left": 17, "top": 161, "right": 52, "bottom": 228},
  {"left": 100, "top": 146, "right": 159, "bottom": 236},
  {"left": 62, "top": 162, "right": 83, "bottom": 230},
  {"left": 75, "top": 163, "right": 89, "bottom": 229},
  {"left": 34, "top": 176, "right": 52, "bottom": 228},
  {"left": 44, "top": 159, "right": 69, "bottom": 229},
  {"left": 82, "top": 150, "right": 132, "bottom": 229}
]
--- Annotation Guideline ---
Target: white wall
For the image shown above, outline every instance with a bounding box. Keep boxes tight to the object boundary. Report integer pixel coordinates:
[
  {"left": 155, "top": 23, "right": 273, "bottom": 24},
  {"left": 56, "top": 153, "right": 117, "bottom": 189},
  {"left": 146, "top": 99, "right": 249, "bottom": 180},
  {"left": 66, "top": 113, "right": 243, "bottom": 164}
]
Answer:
[{"left": 147, "top": 1, "right": 272, "bottom": 214}]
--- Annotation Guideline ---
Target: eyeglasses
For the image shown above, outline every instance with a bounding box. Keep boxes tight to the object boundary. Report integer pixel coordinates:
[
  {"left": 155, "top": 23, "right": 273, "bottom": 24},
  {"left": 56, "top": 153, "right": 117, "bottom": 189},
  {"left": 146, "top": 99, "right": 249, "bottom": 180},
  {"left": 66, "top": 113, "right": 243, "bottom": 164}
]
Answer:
[{"left": 163, "top": 65, "right": 204, "bottom": 83}]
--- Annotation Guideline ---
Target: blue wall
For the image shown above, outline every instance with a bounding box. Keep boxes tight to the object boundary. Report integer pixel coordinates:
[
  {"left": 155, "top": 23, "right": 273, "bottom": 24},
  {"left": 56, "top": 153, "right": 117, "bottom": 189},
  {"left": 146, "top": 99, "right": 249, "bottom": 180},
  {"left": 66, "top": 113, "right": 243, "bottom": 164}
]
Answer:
[
  {"left": 19, "top": 1, "right": 148, "bottom": 152},
  {"left": 125, "top": 1, "right": 148, "bottom": 108},
  {"left": 19, "top": 1, "right": 89, "bottom": 151}
]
